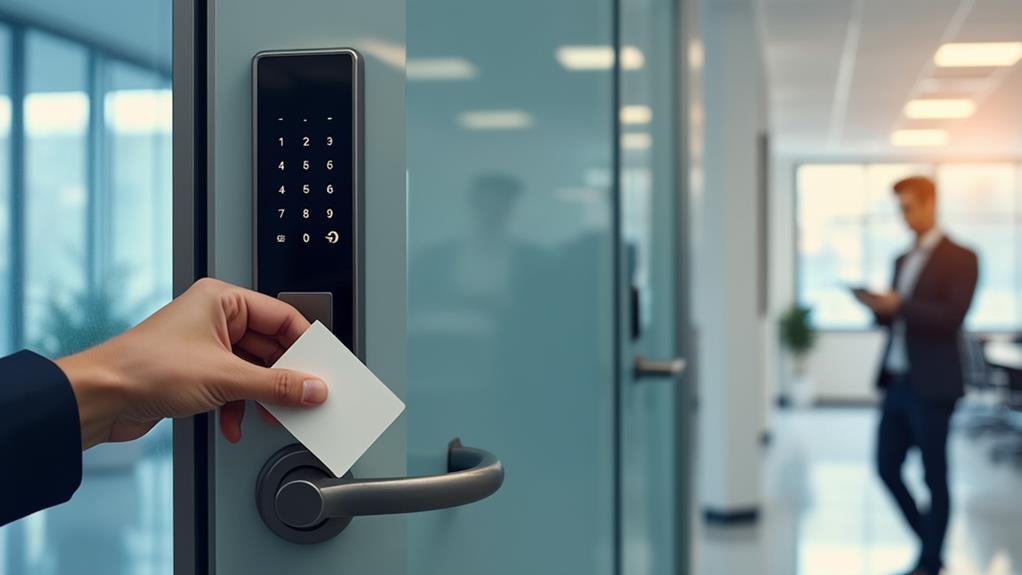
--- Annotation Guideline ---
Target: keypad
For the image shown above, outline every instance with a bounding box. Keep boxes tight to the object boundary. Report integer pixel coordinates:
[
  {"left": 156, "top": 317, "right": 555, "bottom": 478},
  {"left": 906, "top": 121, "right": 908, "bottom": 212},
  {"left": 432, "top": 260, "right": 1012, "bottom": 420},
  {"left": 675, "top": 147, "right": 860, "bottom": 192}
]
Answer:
[
  {"left": 267, "top": 117, "right": 344, "bottom": 248},
  {"left": 254, "top": 50, "right": 359, "bottom": 350}
]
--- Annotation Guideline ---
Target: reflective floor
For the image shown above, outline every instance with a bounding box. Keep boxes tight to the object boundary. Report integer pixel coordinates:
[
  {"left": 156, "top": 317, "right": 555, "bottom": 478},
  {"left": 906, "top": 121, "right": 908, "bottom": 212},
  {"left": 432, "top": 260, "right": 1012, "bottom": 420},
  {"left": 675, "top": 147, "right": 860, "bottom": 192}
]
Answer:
[
  {"left": 696, "top": 408, "right": 1022, "bottom": 575},
  {"left": 0, "top": 422, "right": 172, "bottom": 575}
]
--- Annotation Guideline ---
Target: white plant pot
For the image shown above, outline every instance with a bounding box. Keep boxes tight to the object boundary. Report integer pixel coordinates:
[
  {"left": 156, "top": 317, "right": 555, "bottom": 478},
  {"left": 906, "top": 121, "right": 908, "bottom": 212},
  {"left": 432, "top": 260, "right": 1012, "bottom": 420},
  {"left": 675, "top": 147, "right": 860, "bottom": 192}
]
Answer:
[{"left": 788, "top": 354, "right": 815, "bottom": 408}]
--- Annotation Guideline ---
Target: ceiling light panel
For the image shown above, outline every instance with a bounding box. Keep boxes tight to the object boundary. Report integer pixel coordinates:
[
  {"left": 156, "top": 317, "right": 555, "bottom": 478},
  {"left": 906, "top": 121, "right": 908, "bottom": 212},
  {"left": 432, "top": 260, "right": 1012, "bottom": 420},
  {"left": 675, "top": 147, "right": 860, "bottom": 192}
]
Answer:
[
  {"left": 620, "top": 105, "right": 652, "bottom": 125},
  {"left": 904, "top": 98, "right": 976, "bottom": 119},
  {"left": 407, "top": 57, "right": 477, "bottom": 80},
  {"left": 556, "top": 45, "right": 645, "bottom": 70},
  {"left": 621, "top": 132, "right": 652, "bottom": 150},
  {"left": 457, "top": 110, "right": 533, "bottom": 130},
  {"left": 934, "top": 42, "right": 1022, "bottom": 67}
]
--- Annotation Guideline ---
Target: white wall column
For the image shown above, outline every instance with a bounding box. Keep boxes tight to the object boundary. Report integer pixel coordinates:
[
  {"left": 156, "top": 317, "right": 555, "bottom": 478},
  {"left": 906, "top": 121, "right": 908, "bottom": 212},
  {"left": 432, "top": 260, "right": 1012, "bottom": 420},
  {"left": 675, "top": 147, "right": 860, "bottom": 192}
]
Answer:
[{"left": 692, "top": 0, "right": 768, "bottom": 519}]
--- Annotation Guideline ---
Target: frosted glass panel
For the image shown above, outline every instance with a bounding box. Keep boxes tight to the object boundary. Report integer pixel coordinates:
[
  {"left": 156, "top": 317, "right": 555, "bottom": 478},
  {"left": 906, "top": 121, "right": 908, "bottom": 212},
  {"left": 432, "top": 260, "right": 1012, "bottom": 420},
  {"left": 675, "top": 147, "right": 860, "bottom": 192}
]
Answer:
[{"left": 407, "top": 0, "right": 616, "bottom": 572}]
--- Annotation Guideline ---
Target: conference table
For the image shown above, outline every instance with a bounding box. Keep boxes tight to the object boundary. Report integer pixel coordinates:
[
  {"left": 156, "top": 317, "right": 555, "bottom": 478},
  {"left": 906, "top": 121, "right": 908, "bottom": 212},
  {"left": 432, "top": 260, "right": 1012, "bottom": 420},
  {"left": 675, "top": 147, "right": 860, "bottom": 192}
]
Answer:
[{"left": 985, "top": 340, "right": 1022, "bottom": 371}]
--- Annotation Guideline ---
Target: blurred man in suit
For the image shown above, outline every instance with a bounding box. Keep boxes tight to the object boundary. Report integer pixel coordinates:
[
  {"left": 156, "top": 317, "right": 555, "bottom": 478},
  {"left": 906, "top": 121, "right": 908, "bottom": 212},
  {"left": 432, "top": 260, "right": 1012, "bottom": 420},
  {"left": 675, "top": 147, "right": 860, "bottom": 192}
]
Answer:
[{"left": 855, "top": 176, "right": 978, "bottom": 575}]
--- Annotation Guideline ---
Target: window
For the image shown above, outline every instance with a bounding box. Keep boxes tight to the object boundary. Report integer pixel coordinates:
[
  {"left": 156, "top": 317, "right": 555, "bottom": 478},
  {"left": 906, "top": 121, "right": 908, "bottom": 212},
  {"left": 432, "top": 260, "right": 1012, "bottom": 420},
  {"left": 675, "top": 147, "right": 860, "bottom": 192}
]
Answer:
[
  {"left": 797, "top": 162, "right": 1022, "bottom": 331},
  {"left": 0, "top": 8, "right": 172, "bottom": 575}
]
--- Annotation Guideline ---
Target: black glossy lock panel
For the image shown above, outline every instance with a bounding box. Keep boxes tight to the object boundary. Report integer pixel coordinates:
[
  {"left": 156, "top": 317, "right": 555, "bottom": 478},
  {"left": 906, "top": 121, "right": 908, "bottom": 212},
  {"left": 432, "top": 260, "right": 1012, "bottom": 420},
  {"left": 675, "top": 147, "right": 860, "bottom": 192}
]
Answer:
[{"left": 253, "top": 50, "right": 361, "bottom": 351}]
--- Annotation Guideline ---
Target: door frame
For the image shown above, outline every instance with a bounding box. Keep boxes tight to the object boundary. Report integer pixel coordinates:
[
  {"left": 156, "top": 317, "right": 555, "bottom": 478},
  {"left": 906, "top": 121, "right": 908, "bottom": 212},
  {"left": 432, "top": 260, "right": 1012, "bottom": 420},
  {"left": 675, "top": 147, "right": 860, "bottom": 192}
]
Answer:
[{"left": 172, "top": 1, "right": 214, "bottom": 574}]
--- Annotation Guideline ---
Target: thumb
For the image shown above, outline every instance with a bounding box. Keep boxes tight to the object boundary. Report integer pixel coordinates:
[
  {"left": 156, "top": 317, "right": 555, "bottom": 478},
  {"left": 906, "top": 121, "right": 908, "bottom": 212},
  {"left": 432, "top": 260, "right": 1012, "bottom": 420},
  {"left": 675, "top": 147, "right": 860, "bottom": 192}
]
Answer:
[{"left": 223, "top": 357, "right": 328, "bottom": 407}]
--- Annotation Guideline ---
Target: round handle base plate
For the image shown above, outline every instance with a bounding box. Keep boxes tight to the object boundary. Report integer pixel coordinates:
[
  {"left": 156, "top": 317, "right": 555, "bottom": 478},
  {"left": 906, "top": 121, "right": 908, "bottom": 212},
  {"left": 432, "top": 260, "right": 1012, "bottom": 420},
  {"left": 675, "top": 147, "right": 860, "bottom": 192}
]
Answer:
[{"left": 255, "top": 443, "right": 352, "bottom": 544}]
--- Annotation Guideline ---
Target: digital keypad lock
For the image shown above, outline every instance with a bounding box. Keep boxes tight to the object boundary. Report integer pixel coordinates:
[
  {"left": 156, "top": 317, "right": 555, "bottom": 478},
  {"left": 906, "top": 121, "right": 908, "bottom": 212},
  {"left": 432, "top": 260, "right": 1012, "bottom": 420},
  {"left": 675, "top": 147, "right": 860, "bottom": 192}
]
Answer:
[{"left": 253, "top": 49, "right": 363, "bottom": 354}]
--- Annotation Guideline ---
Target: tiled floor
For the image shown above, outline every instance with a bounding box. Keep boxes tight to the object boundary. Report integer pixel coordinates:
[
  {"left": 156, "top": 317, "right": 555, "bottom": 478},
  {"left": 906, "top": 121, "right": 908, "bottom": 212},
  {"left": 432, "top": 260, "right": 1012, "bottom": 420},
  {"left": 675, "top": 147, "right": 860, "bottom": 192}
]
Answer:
[{"left": 695, "top": 408, "right": 1022, "bottom": 575}]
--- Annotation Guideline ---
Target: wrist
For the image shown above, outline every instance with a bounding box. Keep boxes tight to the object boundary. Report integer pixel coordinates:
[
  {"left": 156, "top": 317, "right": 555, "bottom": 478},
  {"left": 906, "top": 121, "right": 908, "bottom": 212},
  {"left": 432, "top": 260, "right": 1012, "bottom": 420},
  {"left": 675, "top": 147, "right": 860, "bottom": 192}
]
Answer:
[{"left": 56, "top": 344, "right": 128, "bottom": 450}]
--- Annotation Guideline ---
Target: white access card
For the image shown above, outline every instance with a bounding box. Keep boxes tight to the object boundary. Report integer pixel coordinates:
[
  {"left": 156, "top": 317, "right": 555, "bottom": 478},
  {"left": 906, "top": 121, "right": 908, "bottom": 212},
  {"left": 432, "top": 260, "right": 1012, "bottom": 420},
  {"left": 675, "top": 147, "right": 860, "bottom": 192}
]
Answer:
[{"left": 264, "top": 321, "right": 405, "bottom": 477}]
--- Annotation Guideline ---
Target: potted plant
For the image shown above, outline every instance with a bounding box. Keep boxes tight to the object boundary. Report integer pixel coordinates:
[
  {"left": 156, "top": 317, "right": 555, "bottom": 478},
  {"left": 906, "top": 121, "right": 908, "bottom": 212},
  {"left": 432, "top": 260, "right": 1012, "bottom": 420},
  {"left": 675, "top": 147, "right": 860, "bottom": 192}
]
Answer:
[{"left": 779, "top": 305, "right": 818, "bottom": 407}]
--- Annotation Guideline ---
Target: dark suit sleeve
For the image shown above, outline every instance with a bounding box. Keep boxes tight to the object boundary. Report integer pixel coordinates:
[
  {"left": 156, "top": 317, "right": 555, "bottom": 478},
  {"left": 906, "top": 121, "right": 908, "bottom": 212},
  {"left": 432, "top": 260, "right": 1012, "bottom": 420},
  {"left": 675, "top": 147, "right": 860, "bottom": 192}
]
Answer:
[
  {"left": 899, "top": 248, "right": 979, "bottom": 336},
  {"left": 0, "top": 350, "right": 83, "bottom": 526}
]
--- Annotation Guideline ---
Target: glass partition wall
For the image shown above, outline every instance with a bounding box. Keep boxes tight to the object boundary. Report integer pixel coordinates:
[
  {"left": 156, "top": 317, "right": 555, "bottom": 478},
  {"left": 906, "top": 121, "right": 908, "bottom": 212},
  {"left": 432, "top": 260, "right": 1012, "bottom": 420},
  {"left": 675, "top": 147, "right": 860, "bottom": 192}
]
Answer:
[{"left": 0, "top": 3, "right": 173, "bottom": 574}]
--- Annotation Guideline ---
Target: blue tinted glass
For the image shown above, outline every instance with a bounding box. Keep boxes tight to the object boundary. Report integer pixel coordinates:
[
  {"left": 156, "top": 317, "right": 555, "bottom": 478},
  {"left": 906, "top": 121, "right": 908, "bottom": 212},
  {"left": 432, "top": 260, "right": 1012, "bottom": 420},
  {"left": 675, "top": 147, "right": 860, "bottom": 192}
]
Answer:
[
  {"left": 0, "top": 5, "right": 173, "bottom": 575},
  {"left": 406, "top": 1, "right": 617, "bottom": 572}
]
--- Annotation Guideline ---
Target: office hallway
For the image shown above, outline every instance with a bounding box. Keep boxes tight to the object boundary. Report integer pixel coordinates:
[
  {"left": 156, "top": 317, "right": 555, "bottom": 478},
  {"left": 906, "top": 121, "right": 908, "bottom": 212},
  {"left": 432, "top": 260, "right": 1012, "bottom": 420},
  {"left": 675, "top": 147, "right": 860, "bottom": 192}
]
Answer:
[{"left": 695, "top": 408, "right": 1022, "bottom": 575}]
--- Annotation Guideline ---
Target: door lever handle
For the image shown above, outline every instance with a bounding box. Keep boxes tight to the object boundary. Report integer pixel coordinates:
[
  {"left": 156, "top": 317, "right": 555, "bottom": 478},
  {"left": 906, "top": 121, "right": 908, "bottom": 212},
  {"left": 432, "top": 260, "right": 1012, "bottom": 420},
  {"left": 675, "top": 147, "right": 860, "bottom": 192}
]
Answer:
[
  {"left": 633, "top": 356, "right": 686, "bottom": 380},
  {"left": 256, "top": 439, "right": 504, "bottom": 544}
]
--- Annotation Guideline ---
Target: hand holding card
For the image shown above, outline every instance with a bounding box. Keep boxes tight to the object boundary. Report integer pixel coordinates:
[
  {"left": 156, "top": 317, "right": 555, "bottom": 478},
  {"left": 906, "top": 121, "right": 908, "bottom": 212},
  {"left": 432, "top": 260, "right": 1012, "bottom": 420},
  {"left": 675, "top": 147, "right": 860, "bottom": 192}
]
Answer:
[{"left": 263, "top": 321, "right": 405, "bottom": 477}]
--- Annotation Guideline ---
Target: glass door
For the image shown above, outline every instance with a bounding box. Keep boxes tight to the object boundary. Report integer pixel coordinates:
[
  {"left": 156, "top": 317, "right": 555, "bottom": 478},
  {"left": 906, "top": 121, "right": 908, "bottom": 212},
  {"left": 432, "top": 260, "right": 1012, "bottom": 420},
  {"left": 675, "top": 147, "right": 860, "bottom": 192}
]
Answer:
[
  {"left": 406, "top": 0, "right": 618, "bottom": 573},
  {"left": 618, "top": 0, "right": 690, "bottom": 573}
]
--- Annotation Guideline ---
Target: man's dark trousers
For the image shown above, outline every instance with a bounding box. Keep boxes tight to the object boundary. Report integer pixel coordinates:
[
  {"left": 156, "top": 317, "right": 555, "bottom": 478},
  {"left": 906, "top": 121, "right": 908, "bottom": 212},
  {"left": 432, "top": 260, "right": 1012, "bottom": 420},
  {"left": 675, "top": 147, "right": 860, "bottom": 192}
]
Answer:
[{"left": 876, "top": 373, "right": 956, "bottom": 574}]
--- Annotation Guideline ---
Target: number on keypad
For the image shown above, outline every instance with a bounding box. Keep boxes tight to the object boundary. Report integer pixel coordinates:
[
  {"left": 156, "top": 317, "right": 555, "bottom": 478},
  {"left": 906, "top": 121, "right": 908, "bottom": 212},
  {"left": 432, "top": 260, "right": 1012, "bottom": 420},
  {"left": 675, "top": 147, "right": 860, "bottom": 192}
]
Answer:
[{"left": 267, "top": 114, "right": 344, "bottom": 249}]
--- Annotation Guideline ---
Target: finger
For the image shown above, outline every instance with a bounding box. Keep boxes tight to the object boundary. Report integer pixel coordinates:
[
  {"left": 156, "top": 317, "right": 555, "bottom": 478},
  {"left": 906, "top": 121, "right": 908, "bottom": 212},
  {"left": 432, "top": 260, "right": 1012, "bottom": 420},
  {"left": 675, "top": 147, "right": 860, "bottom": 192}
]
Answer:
[
  {"left": 257, "top": 404, "right": 281, "bottom": 426},
  {"left": 235, "top": 332, "right": 286, "bottom": 366},
  {"left": 219, "top": 400, "right": 246, "bottom": 443},
  {"left": 230, "top": 287, "right": 312, "bottom": 347},
  {"left": 220, "top": 356, "right": 327, "bottom": 407}
]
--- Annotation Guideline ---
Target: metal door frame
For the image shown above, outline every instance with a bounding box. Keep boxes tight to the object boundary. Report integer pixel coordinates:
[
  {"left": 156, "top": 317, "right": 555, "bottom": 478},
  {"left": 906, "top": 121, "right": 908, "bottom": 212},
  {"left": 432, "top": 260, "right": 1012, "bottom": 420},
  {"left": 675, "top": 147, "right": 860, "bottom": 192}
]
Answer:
[{"left": 172, "top": 1, "right": 214, "bottom": 573}]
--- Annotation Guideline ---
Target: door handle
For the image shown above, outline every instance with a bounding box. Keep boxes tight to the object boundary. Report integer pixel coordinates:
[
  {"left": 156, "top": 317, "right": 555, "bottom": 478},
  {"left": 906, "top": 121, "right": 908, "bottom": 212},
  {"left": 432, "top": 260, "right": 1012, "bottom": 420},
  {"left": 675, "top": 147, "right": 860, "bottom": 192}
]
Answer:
[
  {"left": 633, "top": 356, "right": 686, "bottom": 380},
  {"left": 256, "top": 438, "right": 504, "bottom": 544}
]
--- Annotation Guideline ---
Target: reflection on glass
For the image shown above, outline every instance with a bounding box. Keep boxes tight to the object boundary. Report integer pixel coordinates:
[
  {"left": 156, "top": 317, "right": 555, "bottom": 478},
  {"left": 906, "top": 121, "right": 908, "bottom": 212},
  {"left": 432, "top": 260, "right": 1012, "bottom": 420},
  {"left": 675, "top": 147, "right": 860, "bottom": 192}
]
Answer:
[
  {"left": 618, "top": 0, "right": 680, "bottom": 572},
  {"left": 0, "top": 5, "right": 172, "bottom": 575},
  {"left": 407, "top": 0, "right": 616, "bottom": 572},
  {"left": 106, "top": 63, "right": 173, "bottom": 317},
  {"left": 798, "top": 162, "right": 1022, "bottom": 331},
  {"left": 25, "top": 32, "right": 89, "bottom": 350}
]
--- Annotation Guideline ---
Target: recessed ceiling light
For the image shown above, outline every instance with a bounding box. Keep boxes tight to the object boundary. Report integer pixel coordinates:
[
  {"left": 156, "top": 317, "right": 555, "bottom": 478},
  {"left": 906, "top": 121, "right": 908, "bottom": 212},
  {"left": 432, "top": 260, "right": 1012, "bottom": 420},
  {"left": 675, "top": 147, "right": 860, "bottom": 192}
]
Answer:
[
  {"left": 891, "top": 129, "right": 948, "bottom": 147},
  {"left": 556, "top": 46, "right": 645, "bottom": 70},
  {"left": 934, "top": 42, "right": 1022, "bottom": 67},
  {"left": 904, "top": 98, "right": 975, "bottom": 119},
  {"left": 622, "top": 132, "right": 652, "bottom": 150},
  {"left": 620, "top": 105, "right": 652, "bottom": 125},
  {"left": 457, "top": 109, "right": 533, "bottom": 130},
  {"left": 407, "top": 57, "right": 477, "bottom": 81}
]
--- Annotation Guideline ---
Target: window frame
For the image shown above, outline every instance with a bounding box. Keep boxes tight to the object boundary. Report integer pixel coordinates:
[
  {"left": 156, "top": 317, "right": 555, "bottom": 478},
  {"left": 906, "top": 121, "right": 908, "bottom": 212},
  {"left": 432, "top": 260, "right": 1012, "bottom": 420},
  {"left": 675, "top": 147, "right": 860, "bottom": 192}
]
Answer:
[
  {"left": 793, "top": 157, "right": 1022, "bottom": 334},
  {"left": 0, "top": 10, "right": 172, "bottom": 351}
]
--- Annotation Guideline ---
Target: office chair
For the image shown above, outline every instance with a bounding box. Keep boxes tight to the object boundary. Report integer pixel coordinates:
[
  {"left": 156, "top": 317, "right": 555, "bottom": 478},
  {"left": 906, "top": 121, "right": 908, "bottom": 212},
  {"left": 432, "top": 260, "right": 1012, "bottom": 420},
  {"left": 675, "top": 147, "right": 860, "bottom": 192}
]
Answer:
[
  {"left": 957, "top": 335, "right": 1012, "bottom": 438},
  {"left": 989, "top": 366, "right": 1022, "bottom": 467}
]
